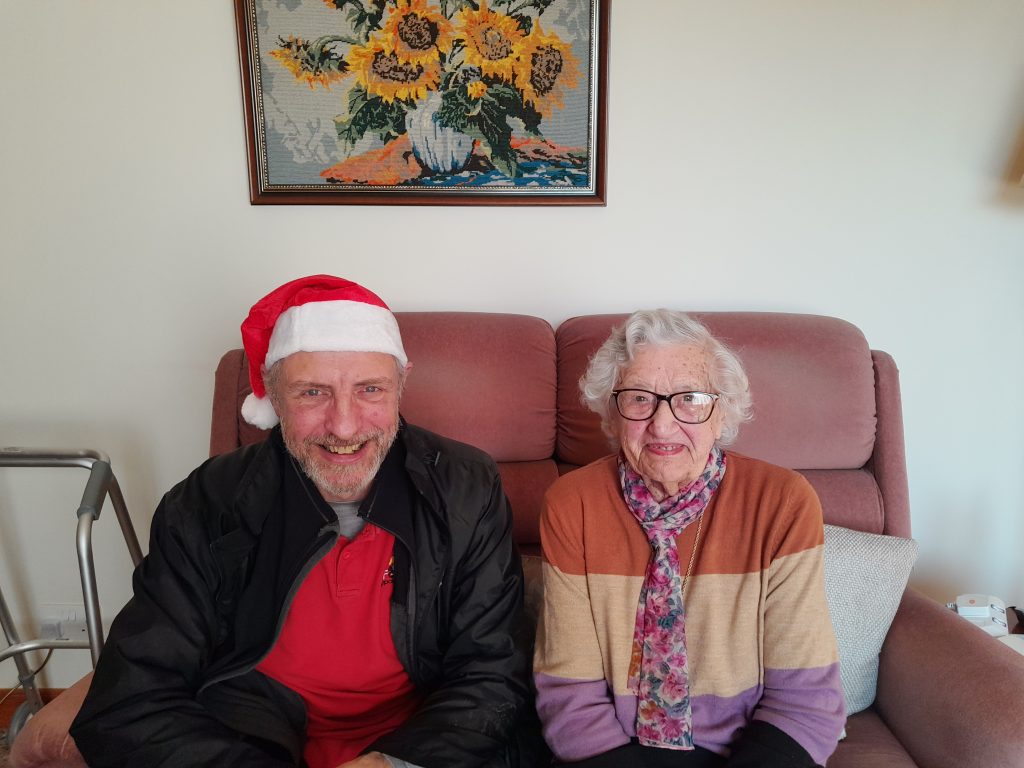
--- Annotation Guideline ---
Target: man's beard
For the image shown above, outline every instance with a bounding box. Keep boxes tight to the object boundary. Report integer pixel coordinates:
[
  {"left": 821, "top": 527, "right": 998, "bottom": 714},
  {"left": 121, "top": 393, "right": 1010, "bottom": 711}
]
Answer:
[{"left": 282, "top": 423, "right": 399, "bottom": 502}]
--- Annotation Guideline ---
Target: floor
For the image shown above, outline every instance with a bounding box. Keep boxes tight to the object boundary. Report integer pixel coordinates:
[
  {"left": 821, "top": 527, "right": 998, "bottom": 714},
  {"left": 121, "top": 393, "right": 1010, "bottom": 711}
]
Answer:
[{"left": 1, "top": 713, "right": 20, "bottom": 765}]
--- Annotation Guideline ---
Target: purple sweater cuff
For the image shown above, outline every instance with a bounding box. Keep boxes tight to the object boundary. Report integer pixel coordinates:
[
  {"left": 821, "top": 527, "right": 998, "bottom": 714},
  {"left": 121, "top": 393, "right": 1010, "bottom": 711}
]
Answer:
[{"left": 534, "top": 674, "right": 630, "bottom": 761}]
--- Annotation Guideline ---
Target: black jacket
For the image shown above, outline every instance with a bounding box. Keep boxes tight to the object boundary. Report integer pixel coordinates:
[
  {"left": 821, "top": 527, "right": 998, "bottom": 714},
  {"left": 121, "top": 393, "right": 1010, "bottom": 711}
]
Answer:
[{"left": 70, "top": 423, "right": 531, "bottom": 767}]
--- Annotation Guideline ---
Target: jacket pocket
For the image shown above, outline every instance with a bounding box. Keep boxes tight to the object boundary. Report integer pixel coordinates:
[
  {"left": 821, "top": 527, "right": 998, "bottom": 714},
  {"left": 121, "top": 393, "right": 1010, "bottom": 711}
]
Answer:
[{"left": 209, "top": 528, "right": 256, "bottom": 646}]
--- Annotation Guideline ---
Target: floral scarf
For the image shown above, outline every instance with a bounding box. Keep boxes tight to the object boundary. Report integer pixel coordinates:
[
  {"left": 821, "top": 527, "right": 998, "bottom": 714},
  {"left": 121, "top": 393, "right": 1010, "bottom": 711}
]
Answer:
[{"left": 618, "top": 446, "right": 727, "bottom": 750}]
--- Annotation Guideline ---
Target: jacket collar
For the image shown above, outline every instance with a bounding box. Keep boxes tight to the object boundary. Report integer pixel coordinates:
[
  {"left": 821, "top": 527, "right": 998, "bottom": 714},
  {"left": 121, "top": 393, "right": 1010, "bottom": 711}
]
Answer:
[
  {"left": 358, "top": 418, "right": 445, "bottom": 543},
  {"left": 231, "top": 427, "right": 333, "bottom": 536}
]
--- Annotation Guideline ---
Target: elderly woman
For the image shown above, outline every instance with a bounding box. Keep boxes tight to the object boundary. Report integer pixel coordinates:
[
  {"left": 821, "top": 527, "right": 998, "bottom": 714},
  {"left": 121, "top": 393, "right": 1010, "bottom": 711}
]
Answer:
[{"left": 534, "top": 310, "right": 844, "bottom": 768}]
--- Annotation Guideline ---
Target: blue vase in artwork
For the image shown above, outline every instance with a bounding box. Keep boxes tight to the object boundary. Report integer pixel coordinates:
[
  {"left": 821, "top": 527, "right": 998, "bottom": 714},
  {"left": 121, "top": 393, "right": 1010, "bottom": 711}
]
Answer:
[{"left": 405, "top": 92, "right": 474, "bottom": 175}]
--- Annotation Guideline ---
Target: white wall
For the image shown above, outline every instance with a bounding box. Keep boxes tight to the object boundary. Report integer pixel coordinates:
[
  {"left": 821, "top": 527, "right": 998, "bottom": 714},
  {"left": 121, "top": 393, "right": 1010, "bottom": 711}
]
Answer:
[{"left": 2, "top": 0, "right": 1022, "bottom": 687}]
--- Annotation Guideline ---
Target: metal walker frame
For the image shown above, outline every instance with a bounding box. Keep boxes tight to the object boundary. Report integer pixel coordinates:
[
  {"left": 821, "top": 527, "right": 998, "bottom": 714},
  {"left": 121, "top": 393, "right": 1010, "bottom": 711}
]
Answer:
[{"left": 0, "top": 448, "right": 144, "bottom": 746}]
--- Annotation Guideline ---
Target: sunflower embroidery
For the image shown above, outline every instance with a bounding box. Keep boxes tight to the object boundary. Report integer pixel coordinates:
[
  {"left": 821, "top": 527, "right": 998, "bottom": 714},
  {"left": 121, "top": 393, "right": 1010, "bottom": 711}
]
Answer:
[
  {"left": 513, "top": 21, "right": 580, "bottom": 116},
  {"left": 456, "top": 0, "right": 525, "bottom": 83},
  {"left": 347, "top": 34, "right": 441, "bottom": 103},
  {"left": 265, "top": 0, "right": 589, "bottom": 182},
  {"left": 381, "top": 0, "right": 454, "bottom": 66},
  {"left": 269, "top": 35, "right": 349, "bottom": 90}
]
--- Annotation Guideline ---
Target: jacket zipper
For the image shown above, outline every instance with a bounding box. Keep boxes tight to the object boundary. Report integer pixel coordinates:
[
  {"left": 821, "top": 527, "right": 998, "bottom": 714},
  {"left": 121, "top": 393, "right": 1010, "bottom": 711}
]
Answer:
[
  {"left": 363, "top": 485, "right": 423, "bottom": 684},
  {"left": 198, "top": 523, "right": 338, "bottom": 693},
  {"left": 406, "top": 454, "right": 449, "bottom": 685}
]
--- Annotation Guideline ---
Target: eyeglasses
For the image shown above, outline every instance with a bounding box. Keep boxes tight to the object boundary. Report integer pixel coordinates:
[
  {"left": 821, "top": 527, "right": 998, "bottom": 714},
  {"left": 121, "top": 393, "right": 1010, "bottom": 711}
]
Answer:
[{"left": 611, "top": 389, "right": 720, "bottom": 424}]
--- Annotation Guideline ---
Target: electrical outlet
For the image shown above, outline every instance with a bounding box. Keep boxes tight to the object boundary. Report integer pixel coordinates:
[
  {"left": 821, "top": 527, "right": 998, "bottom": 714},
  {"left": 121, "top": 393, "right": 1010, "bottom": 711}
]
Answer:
[
  {"left": 39, "top": 603, "right": 88, "bottom": 640},
  {"left": 40, "top": 618, "right": 63, "bottom": 639}
]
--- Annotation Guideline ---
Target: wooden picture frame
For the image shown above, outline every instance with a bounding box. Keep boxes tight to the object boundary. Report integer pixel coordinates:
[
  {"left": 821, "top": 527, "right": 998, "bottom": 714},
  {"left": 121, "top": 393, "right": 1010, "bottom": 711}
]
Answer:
[{"left": 235, "top": 0, "right": 609, "bottom": 206}]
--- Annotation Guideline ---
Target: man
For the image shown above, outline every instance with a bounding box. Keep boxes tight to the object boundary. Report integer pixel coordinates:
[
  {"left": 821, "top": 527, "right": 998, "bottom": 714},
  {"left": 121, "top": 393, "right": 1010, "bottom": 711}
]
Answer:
[{"left": 70, "top": 275, "right": 532, "bottom": 768}]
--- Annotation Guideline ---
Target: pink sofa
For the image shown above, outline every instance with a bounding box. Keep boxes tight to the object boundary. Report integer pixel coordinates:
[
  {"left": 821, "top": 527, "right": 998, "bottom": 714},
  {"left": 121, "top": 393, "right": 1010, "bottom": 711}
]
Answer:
[{"left": 12, "top": 311, "right": 1024, "bottom": 768}]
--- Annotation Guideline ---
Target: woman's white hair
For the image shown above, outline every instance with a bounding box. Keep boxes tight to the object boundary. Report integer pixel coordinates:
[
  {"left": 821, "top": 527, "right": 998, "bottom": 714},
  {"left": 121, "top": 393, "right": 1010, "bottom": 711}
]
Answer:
[{"left": 580, "top": 309, "right": 753, "bottom": 447}]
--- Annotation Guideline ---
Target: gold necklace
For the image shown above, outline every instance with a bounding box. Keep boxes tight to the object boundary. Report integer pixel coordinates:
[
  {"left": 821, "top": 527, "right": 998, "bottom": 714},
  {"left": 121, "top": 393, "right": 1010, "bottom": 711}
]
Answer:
[{"left": 680, "top": 509, "right": 705, "bottom": 599}]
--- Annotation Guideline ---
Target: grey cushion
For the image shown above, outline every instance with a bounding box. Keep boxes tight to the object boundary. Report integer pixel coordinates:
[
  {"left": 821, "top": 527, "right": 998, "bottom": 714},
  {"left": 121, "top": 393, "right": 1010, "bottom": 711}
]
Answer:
[{"left": 823, "top": 524, "right": 918, "bottom": 715}]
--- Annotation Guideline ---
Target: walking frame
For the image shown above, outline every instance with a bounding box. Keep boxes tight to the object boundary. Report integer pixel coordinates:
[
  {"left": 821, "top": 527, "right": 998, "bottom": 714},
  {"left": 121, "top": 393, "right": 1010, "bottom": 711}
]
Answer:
[{"left": 0, "top": 448, "right": 143, "bottom": 746}]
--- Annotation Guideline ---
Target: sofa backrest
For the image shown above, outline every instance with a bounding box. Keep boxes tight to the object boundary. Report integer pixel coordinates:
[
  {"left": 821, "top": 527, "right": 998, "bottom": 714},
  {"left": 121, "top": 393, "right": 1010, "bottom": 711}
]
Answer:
[{"left": 210, "top": 311, "right": 909, "bottom": 557}]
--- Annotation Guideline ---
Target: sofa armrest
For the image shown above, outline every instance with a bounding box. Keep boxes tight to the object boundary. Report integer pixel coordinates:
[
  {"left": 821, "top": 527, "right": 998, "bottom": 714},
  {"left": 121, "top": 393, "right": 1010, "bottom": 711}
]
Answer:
[
  {"left": 874, "top": 588, "right": 1024, "bottom": 768},
  {"left": 8, "top": 672, "right": 91, "bottom": 768}
]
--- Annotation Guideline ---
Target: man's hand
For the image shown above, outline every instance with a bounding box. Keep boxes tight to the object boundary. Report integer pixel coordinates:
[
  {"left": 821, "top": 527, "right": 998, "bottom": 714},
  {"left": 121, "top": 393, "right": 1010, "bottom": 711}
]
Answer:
[{"left": 336, "top": 751, "right": 394, "bottom": 768}]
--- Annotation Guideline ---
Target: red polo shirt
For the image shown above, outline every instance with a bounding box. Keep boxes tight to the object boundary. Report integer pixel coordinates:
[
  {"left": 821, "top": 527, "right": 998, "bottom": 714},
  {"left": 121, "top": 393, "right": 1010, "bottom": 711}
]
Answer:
[{"left": 257, "top": 525, "right": 422, "bottom": 768}]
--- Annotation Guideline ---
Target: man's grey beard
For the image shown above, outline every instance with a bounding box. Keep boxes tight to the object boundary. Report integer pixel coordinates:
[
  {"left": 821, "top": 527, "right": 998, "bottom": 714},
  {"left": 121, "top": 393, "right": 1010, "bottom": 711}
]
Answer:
[{"left": 282, "top": 423, "right": 399, "bottom": 501}]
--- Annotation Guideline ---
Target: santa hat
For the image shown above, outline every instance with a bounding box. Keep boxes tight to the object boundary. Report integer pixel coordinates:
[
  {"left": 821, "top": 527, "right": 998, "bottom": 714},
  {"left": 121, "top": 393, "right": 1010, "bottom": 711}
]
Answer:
[{"left": 239, "top": 275, "right": 407, "bottom": 429}]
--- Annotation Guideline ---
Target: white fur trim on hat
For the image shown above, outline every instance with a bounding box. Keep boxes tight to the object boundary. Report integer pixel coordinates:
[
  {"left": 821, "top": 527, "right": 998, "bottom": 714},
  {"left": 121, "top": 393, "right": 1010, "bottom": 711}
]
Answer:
[{"left": 266, "top": 300, "right": 407, "bottom": 369}]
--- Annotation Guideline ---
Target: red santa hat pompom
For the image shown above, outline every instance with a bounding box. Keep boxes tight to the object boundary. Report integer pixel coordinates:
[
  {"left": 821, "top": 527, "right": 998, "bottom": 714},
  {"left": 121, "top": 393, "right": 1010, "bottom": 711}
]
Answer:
[{"left": 239, "top": 275, "right": 407, "bottom": 429}]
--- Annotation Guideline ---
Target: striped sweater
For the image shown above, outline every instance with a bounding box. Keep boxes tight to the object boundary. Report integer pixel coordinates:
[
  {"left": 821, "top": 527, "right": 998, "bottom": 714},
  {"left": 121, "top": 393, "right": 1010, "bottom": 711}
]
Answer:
[{"left": 534, "top": 452, "right": 845, "bottom": 766}]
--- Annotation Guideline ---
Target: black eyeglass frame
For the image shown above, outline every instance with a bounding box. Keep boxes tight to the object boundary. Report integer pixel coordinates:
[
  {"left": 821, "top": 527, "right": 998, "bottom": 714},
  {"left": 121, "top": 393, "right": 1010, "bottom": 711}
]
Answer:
[{"left": 610, "top": 389, "right": 721, "bottom": 424}]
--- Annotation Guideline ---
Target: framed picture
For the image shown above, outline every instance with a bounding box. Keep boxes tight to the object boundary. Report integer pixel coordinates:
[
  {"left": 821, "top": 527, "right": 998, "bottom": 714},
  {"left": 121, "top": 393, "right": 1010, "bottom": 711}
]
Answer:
[{"left": 234, "top": 0, "right": 609, "bottom": 206}]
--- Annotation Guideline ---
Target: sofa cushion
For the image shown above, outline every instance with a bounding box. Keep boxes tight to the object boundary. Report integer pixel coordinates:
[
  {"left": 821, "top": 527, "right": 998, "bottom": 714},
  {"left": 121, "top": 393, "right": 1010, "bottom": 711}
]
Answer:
[
  {"left": 397, "top": 312, "right": 557, "bottom": 462},
  {"left": 800, "top": 469, "right": 885, "bottom": 533},
  {"left": 497, "top": 460, "right": 560, "bottom": 553},
  {"left": 826, "top": 708, "right": 918, "bottom": 768},
  {"left": 823, "top": 525, "right": 918, "bottom": 715}
]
